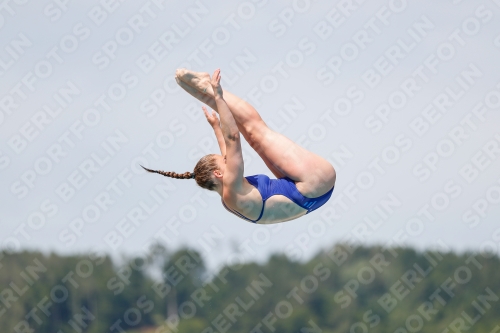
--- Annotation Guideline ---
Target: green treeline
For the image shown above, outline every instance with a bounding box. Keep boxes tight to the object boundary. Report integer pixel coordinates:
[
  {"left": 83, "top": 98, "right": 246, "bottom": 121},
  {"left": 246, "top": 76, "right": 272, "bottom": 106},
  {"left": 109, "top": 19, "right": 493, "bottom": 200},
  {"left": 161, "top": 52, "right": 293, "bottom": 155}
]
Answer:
[{"left": 1, "top": 245, "right": 499, "bottom": 333}]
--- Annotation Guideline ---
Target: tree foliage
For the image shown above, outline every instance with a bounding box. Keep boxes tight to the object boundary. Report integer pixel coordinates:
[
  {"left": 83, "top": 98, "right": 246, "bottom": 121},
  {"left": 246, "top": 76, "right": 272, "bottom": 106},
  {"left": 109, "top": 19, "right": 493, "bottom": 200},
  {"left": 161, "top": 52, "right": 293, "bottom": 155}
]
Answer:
[{"left": 0, "top": 245, "right": 499, "bottom": 333}]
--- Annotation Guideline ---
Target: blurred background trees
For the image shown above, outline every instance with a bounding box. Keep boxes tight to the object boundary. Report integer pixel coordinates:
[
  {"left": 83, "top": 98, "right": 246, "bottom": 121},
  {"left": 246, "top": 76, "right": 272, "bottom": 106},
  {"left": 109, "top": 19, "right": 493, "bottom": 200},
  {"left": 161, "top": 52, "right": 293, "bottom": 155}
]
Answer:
[{"left": 1, "top": 244, "right": 499, "bottom": 333}]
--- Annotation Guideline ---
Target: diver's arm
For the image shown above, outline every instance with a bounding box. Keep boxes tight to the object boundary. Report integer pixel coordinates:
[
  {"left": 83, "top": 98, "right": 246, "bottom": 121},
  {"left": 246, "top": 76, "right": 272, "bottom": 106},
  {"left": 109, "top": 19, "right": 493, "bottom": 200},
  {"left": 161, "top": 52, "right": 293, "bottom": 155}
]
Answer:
[
  {"left": 211, "top": 69, "right": 244, "bottom": 188},
  {"left": 202, "top": 106, "right": 226, "bottom": 156},
  {"left": 213, "top": 124, "right": 227, "bottom": 157}
]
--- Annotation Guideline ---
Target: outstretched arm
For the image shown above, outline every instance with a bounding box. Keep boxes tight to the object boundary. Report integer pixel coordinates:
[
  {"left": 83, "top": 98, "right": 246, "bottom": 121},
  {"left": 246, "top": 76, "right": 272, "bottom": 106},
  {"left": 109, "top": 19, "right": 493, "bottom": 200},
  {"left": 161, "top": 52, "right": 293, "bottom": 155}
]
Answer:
[
  {"left": 211, "top": 69, "right": 244, "bottom": 189},
  {"left": 212, "top": 70, "right": 239, "bottom": 142},
  {"left": 202, "top": 106, "right": 226, "bottom": 156}
]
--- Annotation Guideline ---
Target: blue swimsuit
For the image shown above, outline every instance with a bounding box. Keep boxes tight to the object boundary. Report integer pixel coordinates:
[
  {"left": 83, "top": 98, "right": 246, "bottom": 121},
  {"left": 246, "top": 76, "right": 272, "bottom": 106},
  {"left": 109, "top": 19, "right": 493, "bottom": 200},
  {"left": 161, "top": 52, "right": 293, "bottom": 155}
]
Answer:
[{"left": 221, "top": 174, "right": 334, "bottom": 223}]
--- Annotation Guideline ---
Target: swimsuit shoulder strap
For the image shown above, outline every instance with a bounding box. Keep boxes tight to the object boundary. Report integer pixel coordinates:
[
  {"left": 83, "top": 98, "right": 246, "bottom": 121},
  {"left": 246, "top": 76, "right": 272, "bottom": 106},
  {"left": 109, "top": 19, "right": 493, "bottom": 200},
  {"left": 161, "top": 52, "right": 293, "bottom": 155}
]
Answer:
[
  {"left": 221, "top": 175, "right": 267, "bottom": 222},
  {"left": 221, "top": 198, "right": 262, "bottom": 223}
]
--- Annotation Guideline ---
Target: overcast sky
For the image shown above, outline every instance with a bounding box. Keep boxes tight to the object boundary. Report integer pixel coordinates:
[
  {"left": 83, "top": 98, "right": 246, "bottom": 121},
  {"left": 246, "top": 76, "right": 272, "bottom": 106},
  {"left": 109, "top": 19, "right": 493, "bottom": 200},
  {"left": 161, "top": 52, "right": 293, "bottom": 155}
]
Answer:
[{"left": 1, "top": 0, "right": 500, "bottom": 271}]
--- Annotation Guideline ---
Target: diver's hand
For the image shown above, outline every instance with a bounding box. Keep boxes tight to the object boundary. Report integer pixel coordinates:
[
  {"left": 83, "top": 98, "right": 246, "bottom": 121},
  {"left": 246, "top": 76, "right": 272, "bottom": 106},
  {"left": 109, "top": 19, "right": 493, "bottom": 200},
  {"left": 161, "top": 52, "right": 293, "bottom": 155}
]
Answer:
[
  {"left": 202, "top": 106, "right": 220, "bottom": 127},
  {"left": 211, "top": 68, "right": 223, "bottom": 98}
]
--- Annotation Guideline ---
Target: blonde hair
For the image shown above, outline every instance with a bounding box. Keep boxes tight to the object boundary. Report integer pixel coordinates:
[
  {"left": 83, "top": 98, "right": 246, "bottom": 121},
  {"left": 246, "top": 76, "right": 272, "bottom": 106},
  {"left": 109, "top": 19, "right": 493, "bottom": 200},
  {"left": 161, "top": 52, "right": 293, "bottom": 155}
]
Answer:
[{"left": 142, "top": 154, "right": 220, "bottom": 191}]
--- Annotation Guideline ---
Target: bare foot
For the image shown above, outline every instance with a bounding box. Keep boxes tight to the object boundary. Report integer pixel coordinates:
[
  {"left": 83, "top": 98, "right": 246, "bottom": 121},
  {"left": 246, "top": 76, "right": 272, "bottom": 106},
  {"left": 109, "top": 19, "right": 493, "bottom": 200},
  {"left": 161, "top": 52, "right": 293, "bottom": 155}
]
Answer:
[
  {"left": 175, "top": 68, "right": 214, "bottom": 96},
  {"left": 175, "top": 76, "right": 218, "bottom": 111}
]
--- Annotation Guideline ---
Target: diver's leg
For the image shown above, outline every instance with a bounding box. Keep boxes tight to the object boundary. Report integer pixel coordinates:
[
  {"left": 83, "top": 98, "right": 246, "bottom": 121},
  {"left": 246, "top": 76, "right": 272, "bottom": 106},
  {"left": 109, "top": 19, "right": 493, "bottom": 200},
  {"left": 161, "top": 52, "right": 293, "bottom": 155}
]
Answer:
[
  {"left": 176, "top": 76, "right": 286, "bottom": 178},
  {"left": 176, "top": 69, "right": 335, "bottom": 196},
  {"left": 176, "top": 69, "right": 263, "bottom": 127},
  {"left": 176, "top": 77, "right": 218, "bottom": 111}
]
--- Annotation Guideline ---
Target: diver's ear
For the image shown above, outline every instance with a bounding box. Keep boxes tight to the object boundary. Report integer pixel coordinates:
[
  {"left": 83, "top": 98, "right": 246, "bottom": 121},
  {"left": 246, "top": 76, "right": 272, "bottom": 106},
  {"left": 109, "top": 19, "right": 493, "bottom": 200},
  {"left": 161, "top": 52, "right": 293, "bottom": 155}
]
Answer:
[{"left": 213, "top": 170, "right": 223, "bottom": 178}]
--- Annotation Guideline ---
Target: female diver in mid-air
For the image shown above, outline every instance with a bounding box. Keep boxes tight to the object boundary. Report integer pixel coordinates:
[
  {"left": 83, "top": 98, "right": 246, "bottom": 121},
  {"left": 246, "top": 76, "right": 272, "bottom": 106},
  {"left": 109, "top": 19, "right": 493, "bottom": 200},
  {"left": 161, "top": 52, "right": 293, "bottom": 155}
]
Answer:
[{"left": 142, "top": 69, "right": 336, "bottom": 224}]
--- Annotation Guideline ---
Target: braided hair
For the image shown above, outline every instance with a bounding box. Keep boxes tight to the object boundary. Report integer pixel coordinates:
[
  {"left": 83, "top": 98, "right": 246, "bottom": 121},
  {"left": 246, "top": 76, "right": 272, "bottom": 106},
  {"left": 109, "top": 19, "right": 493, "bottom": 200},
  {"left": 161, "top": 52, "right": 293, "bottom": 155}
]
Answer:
[
  {"left": 141, "top": 154, "right": 220, "bottom": 191},
  {"left": 141, "top": 166, "right": 194, "bottom": 179}
]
